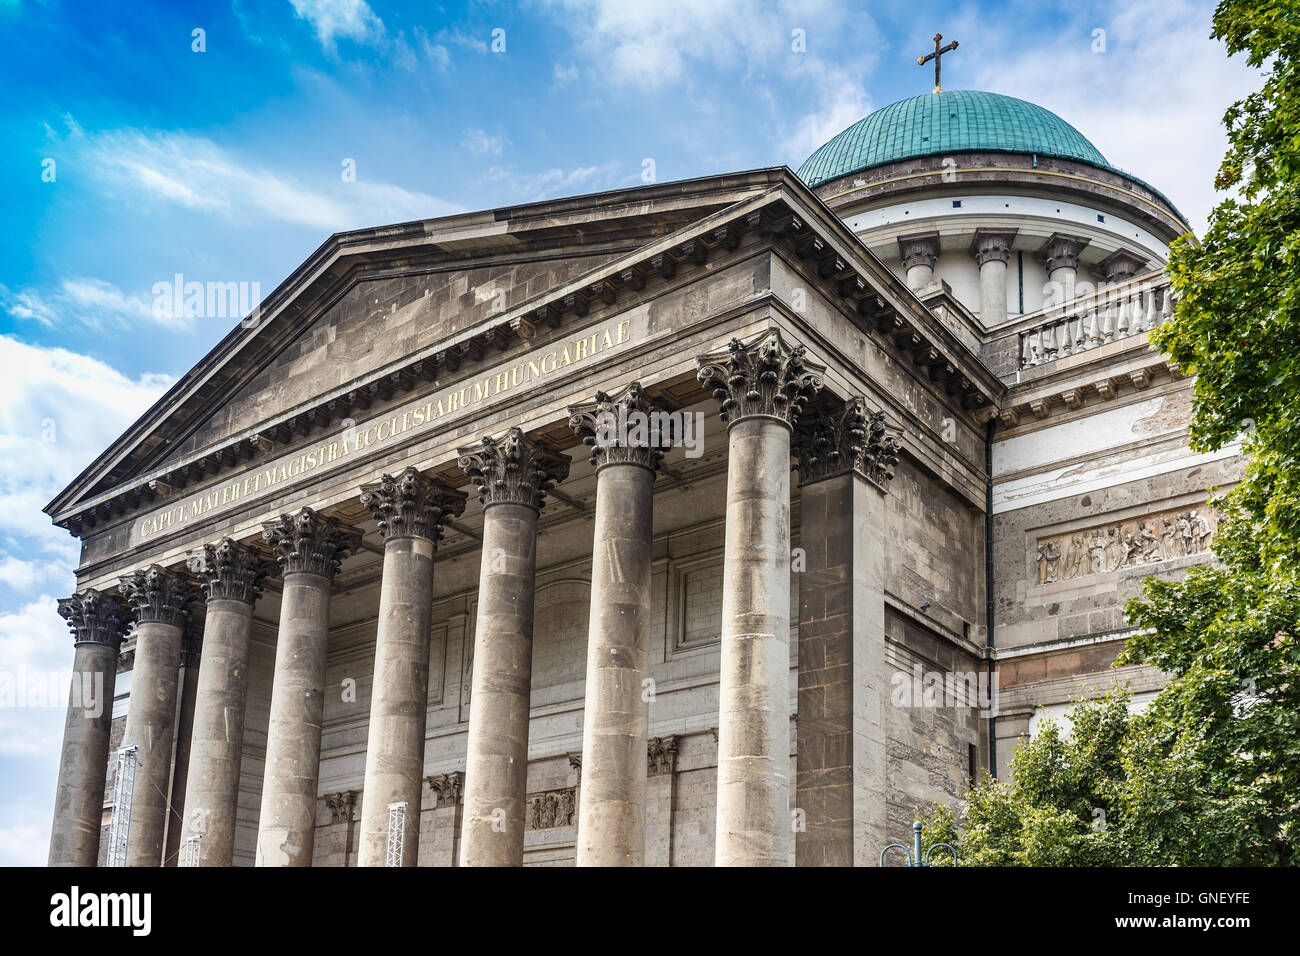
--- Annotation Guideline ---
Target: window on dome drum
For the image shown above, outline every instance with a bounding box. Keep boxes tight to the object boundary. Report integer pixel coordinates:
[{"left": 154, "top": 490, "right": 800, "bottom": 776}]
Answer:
[
  {"left": 1097, "top": 214, "right": 1106, "bottom": 223},
  {"left": 952, "top": 200, "right": 962, "bottom": 208}
]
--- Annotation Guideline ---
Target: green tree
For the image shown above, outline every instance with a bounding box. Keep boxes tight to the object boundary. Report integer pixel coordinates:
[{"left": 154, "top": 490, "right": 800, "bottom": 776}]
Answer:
[
  {"left": 920, "top": 2, "right": 1300, "bottom": 865},
  {"left": 1122, "top": 0, "right": 1300, "bottom": 868}
]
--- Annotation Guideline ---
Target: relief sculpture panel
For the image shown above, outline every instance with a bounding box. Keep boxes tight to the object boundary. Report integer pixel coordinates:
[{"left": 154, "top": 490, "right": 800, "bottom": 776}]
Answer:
[
  {"left": 1035, "top": 506, "right": 1216, "bottom": 584},
  {"left": 526, "top": 787, "right": 577, "bottom": 830}
]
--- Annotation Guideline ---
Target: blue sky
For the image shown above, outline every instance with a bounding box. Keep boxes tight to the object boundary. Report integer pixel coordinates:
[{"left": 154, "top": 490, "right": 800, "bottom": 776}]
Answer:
[{"left": 0, "top": 0, "right": 1258, "bottom": 864}]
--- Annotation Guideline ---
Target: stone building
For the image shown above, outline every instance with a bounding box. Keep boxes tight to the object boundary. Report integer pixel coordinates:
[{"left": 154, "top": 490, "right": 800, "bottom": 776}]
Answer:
[{"left": 43, "top": 88, "right": 1237, "bottom": 867}]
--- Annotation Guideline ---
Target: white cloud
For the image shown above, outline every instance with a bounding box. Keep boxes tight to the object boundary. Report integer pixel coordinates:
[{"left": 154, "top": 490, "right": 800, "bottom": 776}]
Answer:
[
  {"left": 0, "top": 594, "right": 84, "bottom": 864},
  {"left": 1, "top": 277, "right": 187, "bottom": 333},
  {"left": 553, "top": 62, "right": 580, "bottom": 87},
  {"left": 440, "top": 28, "right": 489, "bottom": 55},
  {"left": 0, "top": 808, "right": 52, "bottom": 867},
  {"left": 777, "top": 57, "right": 873, "bottom": 166},
  {"left": 538, "top": 0, "right": 877, "bottom": 168},
  {"left": 0, "top": 556, "right": 70, "bottom": 592},
  {"left": 414, "top": 26, "right": 451, "bottom": 72},
  {"left": 0, "top": 596, "right": 76, "bottom": 754},
  {"left": 481, "top": 161, "right": 630, "bottom": 203},
  {"left": 0, "top": 335, "right": 171, "bottom": 553},
  {"left": 960, "top": 0, "right": 1257, "bottom": 233},
  {"left": 52, "top": 121, "right": 462, "bottom": 232},
  {"left": 290, "top": 0, "right": 385, "bottom": 53},
  {"left": 0, "top": 338, "right": 170, "bottom": 862},
  {"left": 462, "top": 128, "right": 507, "bottom": 157}
]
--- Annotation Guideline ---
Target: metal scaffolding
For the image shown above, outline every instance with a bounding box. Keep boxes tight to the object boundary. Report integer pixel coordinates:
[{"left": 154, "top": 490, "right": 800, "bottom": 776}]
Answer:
[
  {"left": 180, "top": 833, "right": 201, "bottom": 867},
  {"left": 105, "top": 745, "right": 138, "bottom": 868},
  {"left": 385, "top": 801, "right": 408, "bottom": 867}
]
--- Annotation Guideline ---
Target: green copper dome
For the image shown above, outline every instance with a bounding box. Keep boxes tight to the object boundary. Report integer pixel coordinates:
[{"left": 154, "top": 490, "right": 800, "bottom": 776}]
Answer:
[{"left": 797, "top": 90, "right": 1112, "bottom": 187}]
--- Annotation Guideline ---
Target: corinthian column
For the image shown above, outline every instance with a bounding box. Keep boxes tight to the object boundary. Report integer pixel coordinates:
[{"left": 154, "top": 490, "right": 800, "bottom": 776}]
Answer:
[
  {"left": 356, "top": 468, "right": 466, "bottom": 867},
  {"left": 972, "top": 229, "right": 1016, "bottom": 325},
  {"left": 568, "top": 382, "right": 664, "bottom": 866},
  {"left": 256, "top": 508, "right": 359, "bottom": 867},
  {"left": 118, "top": 565, "right": 196, "bottom": 866},
  {"left": 791, "top": 399, "right": 899, "bottom": 866},
  {"left": 49, "top": 590, "right": 129, "bottom": 866},
  {"left": 697, "top": 330, "right": 824, "bottom": 866},
  {"left": 898, "top": 232, "right": 940, "bottom": 290},
  {"left": 181, "top": 538, "right": 271, "bottom": 866},
  {"left": 1039, "top": 233, "right": 1088, "bottom": 306},
  {"left": 456, "top": 428, "right": 569, "bottom": 866}
]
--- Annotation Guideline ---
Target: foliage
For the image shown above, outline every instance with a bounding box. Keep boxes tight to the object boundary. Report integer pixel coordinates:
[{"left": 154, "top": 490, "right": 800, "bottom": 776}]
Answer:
[{"left": 920, "top": 4, "right": 1300, "bottom": 864}]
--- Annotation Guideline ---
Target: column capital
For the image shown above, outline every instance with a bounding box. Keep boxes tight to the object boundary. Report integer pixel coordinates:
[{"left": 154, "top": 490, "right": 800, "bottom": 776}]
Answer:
[
  {"left": 325, "top": 790, "right": 357, "bottom": 824},
  {"left": 792, "top": 398, "right": 868, "bottom": 487},
  {"left": 360, "top": 467, "right": 468, "bottom": 541},
  {"left": 1038, "top": 232, "right": 1089, "bottom": 273},
  {"left": 567, "top": 381, "right": 666, "bottom": 473},
  {"left": 971, "top": 229, "right": 1016, "bottom": 267},
  {"left": 859, "top": 410, "right": 903, "bottom": 489},
  {"left": 648, "top": 735, "right": 678, "bottom": 777},
  {"left": 261, "top": 507, "right": 360, "bottom": 578},
  {"left": 188, "top": 538, "right": 273, "bottom": 606},
  {"left": 897, "top": 232, "right": 940, "bottom": 271},
  {"left": 456, "top": 427, "right": 570, "bottom": 511},
  {"left": 119, "top": 565, "right": 196, "bottom": 628},
  {"left": 57, "top": 589, "right": 129, "bottom": 649},
  {"left": 426, "top": 771, "right": 465, "bottom": 808},
  {"left": 1098, "top": 248, "right": 1149, "bottom": 283},
  {"left": 696, "top": 329, "right": 824, "bottom": 428}
]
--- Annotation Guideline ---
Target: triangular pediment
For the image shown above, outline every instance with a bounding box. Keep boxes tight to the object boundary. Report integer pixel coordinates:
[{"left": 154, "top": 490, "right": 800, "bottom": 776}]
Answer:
[
  {"left": 49, "top": 167, "right": 1007, "bottom": 538},
  {"left": 46, "top": 170, "right": 787, "bottom": 525}
]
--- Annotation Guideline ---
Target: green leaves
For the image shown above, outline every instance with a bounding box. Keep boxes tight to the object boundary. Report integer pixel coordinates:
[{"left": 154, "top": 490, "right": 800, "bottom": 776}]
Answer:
[{"left": 921, "top": 4, "right": 1300, "bottom": 864}]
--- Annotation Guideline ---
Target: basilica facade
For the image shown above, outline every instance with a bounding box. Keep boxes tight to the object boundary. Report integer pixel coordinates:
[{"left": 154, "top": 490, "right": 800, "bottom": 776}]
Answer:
[{"left": 44, "top": 88, "right": 1237, "bottom": 867}]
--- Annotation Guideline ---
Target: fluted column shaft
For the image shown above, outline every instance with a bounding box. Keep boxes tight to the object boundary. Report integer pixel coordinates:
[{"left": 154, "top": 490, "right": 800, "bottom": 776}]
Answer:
[
  {"left": 49, "top": 591, "right": 127, "bottom": 866},
  {"left": 119, "top": 566, "right": 193, "bottom": 867},
  {"left": 698, "top": 331, "right": 824, "bottom": 867},
  {"left": 256, "top": 509, "right": 357, "bottom": 867},
  {"left": 456, "top": 427, "right": 569, "bottom": 867},
  {"left": 357, "top": 469, "right": 465, "bottom": 867},
  {"left": 570, "top": 383, "right": 662, "bottom": 866}
]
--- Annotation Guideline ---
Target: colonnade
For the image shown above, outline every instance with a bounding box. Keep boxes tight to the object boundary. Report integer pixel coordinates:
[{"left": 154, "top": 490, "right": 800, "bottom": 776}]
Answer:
[{"left": 49, "top": 328, "right": 898, "bottom": 867}]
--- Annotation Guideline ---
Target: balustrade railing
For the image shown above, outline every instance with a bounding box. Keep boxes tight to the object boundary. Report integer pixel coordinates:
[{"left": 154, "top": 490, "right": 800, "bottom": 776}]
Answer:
[{"left": 1017, "top": 271, "right": 1174, "bottom": 370}]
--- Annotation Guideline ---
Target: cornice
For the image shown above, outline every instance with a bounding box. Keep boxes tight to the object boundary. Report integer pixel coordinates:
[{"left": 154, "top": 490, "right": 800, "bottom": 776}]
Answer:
[
  {"left": 995, "top": 339, "right": 1185, "bottom": 431},
  {"left": 52, "top": 175, "right": 1009, "bottom": 541},
  {"left": 45, "top": 171, "right": 790, "bottom": 523},
  {"left": 811, "top": 152, "right": 1191, "bottom": 240}
]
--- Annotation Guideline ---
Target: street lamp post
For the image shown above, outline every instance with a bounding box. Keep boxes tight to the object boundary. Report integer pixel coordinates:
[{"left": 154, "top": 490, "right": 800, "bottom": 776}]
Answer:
[{"left": 880, "top": 821, "right": 958, "bottom": 867}]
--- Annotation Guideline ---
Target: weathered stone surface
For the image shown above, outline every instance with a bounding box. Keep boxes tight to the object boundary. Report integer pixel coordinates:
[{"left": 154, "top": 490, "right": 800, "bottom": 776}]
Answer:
[
  {"left": 356, "top": 472, "right": 466, "bottom": 867},
  {"left": 457, "top": 427, "right": 570, "bottom": 512},
  {"left": 256, "top": 510, "right": 358, "bottom": 867},
  {"left": 117, "top": 566, "right": 194, "bottom": 866},
  {"left": 795, "top": 471, "right": 888, "bottom": 866},
  {"left": 40, "top": 168, "right": 1244, "bottom": 871},
  {"left": 696, "top": 329, "right": 824, "bottom": 428},
  {"left": 572, "top": 440, "right": 657, "bottom": 865},
  {"left": 48, "top": 591, "right": 128, "bottom": 867},
  {"left": 458, "top": 434, "right": 570, "bottom": 867}
]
